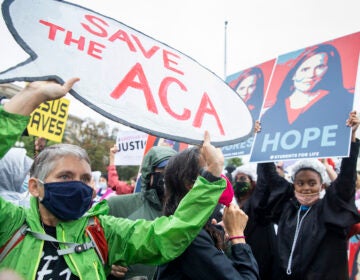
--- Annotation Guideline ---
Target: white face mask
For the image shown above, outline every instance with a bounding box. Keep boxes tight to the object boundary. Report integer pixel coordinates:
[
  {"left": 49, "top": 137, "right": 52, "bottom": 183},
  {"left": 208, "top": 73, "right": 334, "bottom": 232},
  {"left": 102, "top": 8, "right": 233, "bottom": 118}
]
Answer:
[
  {"left": 320, "top": 189, "right": 326, "bottom": 199},
  {"left": 98, "top": 182, "right": 107, "bottom": 190},
  {"left": 294, "top": 190, "right": 320, "bottom": 206}
]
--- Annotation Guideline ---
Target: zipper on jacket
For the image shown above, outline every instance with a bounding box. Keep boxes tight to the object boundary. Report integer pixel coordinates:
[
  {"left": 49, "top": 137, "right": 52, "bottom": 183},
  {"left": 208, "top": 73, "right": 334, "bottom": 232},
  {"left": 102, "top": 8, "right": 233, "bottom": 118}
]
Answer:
[
  {"left": 61, "top": 227, "right": 101, "bottom": 280},
  {"left": 31, "top": 240, "right": 45, "bottom": 280},
  {"left": 62, "top": 229, "right": 84, "bottom": 279},
  {"left": 92, "top": 261, "right": 100, "bottom": 280}
]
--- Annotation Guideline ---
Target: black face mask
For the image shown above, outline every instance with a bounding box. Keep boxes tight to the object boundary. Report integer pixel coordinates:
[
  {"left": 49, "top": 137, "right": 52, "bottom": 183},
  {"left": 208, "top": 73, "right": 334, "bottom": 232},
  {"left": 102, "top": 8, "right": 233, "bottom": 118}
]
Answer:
[
  {"left": 233, "top": 182, "right": 251, "bottom": 198},
  {"left": 39, "top": 180, "right": 93, "bottom": 221},
  {"left": 151, "top": 172, "right": 165, "bottom": 199}
]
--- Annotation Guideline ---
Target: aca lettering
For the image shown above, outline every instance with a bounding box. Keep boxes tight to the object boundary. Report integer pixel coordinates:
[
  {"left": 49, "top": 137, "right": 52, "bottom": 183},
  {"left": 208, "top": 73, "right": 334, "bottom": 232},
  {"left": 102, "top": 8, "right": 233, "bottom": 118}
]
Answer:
[
  {"left": 110, "top": 63, "right": 225, "bottom": 135},
  {"left": 261, "top": 125, "right": 338, "bottom": 152},
  {"left": 38, "top": 15, "right": 225, "bottom": 134}
]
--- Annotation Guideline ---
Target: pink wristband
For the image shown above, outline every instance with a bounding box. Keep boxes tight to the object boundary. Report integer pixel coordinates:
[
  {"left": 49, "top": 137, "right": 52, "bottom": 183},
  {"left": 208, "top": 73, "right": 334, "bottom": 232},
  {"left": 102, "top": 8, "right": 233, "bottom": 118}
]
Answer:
[{"left": 228, "top": 235, "right": 246, "bottom": 241}]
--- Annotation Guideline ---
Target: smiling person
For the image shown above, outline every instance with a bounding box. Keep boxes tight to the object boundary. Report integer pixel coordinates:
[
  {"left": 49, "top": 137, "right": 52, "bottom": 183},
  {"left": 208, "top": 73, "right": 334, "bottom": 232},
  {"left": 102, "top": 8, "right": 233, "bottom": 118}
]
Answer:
[
  {"left": 0, "top": 79, "right": 227, "bottom": 280},
  {"left": 254, "top": 111, "right": 360, "bottom": 279}
]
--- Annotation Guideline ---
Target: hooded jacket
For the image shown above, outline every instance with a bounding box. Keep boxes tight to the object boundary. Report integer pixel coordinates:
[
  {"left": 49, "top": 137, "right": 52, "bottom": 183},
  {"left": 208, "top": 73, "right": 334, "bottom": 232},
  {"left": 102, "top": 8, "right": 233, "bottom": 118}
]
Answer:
[
  {"left": 0, "top": 176, "right": 226, "bottom": 280},
  {"left": 107, "top": 146, "right": 177, "bottom": 279},
  {"left": 254, "top": 141, "right": 360, "bottom": 279},
  {"left": 0, "top": 147, "right": 33, "bottom": 192},
  {"left": 1, "top": 108, "right": 226, "bottom": 280}
]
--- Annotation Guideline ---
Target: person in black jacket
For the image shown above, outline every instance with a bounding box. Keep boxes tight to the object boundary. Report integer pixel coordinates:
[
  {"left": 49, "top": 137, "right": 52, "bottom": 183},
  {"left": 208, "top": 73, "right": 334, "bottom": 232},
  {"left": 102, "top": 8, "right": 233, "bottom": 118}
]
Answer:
[
  {"left": 155, "top": 146, "right": 260, "bottom": 280},
  {"left": 233, "top": 163, "right": 279, "bottom": 280},
  {"left": 254, "top": 111, "right": 360, "bottom": 279}
]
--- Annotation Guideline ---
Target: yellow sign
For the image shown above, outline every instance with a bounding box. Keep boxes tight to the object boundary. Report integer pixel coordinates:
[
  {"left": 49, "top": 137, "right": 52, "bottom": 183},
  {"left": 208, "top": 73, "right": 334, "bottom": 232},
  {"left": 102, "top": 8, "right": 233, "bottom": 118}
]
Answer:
[{"left": 27, "top": 98, "right": 70, "bottom": 142}]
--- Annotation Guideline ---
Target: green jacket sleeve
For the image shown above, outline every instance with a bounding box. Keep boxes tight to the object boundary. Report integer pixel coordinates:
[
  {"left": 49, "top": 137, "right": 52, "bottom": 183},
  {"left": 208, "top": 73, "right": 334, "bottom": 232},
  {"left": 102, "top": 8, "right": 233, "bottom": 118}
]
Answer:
[
  {"left": 0, "top": 107, "right": 30, "bottom": 158},
  {"left": 102, "top": 176, "right": 226, "bottom": 266},
  {"left": 0, "top": 196, "right": 27, "bottom": 247}
]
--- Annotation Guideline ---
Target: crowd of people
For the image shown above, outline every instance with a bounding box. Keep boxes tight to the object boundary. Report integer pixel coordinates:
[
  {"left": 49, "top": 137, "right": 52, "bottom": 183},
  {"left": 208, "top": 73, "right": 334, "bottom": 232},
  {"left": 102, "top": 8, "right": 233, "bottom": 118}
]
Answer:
[{"left": 1, "top": 43, "right": 360, "bottom": 280}]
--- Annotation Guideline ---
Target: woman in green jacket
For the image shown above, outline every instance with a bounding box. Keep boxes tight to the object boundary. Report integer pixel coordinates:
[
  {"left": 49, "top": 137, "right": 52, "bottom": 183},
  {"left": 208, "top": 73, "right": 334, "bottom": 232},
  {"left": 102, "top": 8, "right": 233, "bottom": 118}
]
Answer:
[{"left": 0, "top": 79, "right": 226, "bottom": 280}]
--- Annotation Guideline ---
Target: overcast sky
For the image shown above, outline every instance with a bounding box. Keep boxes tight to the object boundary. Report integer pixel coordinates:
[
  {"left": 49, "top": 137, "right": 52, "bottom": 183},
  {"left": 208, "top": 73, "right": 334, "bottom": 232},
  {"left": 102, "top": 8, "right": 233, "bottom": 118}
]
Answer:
[{"left": 0, "top": 0, "right": 359, "bottom": 129}]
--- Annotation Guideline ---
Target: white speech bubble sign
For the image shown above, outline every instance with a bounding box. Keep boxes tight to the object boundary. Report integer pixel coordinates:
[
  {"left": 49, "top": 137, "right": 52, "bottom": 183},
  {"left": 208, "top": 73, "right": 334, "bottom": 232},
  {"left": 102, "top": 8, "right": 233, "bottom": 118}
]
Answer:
[{"left": 0, "top": 0, "right": 253, "bottom": 146}]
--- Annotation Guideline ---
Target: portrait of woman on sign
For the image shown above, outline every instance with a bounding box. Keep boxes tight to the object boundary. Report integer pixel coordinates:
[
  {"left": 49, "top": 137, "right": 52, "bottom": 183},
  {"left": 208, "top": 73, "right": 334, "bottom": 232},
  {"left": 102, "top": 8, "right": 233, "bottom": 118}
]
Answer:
[
  {"left": 250, "top": 32, "right": 359, "bottom": 162},
  {"left": 233, "top": 67, "right": 264, "bottom": 120},
  {"left": 222, "top": 60, "right": 275, "bottom": 158}
]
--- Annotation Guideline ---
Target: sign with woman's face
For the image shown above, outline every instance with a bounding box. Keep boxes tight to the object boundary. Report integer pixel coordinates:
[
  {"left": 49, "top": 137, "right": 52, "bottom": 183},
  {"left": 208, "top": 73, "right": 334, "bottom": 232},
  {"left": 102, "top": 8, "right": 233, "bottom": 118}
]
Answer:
[
  {"left": 250, "top": 32, "right": 360, "bottom": 163},
  {"left": 235, "top": 74, "right": 258, "bottom": 100}
]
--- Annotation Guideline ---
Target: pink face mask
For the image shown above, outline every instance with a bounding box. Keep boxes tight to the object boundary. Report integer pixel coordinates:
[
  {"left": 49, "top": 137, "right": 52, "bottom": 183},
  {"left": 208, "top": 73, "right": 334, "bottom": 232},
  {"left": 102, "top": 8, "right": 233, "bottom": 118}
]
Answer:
[{"left": 294, "top": 191, "right": 320, "bottom": 206}]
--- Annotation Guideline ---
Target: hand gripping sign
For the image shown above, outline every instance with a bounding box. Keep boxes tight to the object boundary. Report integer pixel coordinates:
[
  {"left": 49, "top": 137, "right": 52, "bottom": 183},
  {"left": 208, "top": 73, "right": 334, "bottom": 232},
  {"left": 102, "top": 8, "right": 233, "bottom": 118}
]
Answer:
[{"left": 0, "top": 0, "right": 253, "bottom": 146}]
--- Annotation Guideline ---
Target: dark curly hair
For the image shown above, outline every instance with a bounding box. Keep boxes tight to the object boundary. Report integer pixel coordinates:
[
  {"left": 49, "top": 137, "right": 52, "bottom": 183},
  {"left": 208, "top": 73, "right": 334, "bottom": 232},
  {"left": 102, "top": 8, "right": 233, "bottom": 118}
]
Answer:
[
  {"left": 163, "top": 146, "right": 225, "bottom": 250},
  {"left": 163, "top": 147, "right": 201, "bottom": 216}
]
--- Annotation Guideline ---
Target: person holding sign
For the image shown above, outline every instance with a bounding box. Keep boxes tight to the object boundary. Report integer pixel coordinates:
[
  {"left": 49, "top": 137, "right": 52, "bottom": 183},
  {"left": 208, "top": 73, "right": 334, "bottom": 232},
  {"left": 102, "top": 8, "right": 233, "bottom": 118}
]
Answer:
[
  {"left": 0, "top": 79, "right": 227, "bottom": 280},
  {"left": 107, "top": 144, "right": 135, "bottom": 195},
  {"left": 254, "top": 111, "right": 360, "bottom": 279},
  {"left": 0, "top": 78, "right": 79, "bottom": 158}
]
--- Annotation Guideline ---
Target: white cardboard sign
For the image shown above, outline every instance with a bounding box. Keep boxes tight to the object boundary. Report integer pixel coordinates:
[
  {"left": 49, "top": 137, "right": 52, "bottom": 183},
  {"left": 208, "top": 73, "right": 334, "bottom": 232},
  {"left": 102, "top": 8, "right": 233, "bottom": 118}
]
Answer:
[{"left": 0, "top": 0, "right": 253, "bottom": 146}]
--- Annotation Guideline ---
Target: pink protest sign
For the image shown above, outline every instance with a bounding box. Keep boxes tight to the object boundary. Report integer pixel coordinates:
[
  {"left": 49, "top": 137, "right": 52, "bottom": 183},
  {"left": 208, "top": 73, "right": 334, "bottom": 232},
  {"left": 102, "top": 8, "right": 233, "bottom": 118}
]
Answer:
[{"left": 0, "top": 0, "right": 253, "bottom": 146}]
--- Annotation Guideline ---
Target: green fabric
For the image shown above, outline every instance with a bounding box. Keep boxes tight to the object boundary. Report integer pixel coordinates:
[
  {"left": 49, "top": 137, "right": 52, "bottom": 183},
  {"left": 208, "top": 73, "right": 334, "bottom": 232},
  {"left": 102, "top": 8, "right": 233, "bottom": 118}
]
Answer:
[
  {"left": 107, "top": 146, "right": 177, "bottom": 279},
  {"left": 108, "top": 189, "right": 162, "bottom": 219},
  {"left": 0, "top": 177, "right": 225, "bottom": 280},
  {"left": 0, "top": 107, "right": 30, "bottom": 158},
  {"left": 107, "top": 189, "right": 163, "bottom": 279}
]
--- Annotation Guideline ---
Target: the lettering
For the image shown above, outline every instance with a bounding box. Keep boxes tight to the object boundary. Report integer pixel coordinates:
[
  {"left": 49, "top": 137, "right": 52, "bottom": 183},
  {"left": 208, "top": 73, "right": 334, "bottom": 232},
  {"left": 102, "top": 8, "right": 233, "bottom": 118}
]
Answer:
[
  {"left": 64, "top": 31, "right": 86, "bottom": 51},
  {"left": 110, "top": 63, "right": 158, "bottom": 113},
  {"left": 38, "top": 15, "right": 227, "bottom": 136},
  {"left": 39, "top": 15, "right": 185, "bottom": 71},
  {"left": 131, "top": 35, "right": 160, "bottom": 59},
  {"left": 87, "top": 40, "right": 106, "bottom": 59},
  {"left": 59, "top": 103, "right": 68, "bottom": 118},
  {"left": 239, "top": 137, "right": 254, "bottom": 148},
  {"left": 111, "top": 66, "right": 225, "bottom": 135},
  {"left": 81, "top": 14, "right": 108, "bottom": 37},
  {"left": 159, "top": 77, "right": 190, "bottom": 120},
  {"left": 39, "top": 19, "right": 105, "bottom": 60},
  {"left": 29, "top": 112, "right": 63, "bottom": 136},
  {"left": 321, "top": 125, "right": 338, "bottom": 146},
  {"left": 117, "top": 140, "right": 146, "bottom": 152},
  {"left": 193, "top": 92, "right": 224, "bottom": 135},
  {"left": 261, "top": 125, "right": 338, "bottom": 152},
  {"left": 39, "top": 100, "right": 69, "bottom": 117},
  {"left": 108, "top": 29, "right": 136, "bottom": 52},
  {"left": 163, "top": 50, "right": 184, "bottom": 75},
  {"left": 39, "top": 20, "right": 65, "bottom": 40}
]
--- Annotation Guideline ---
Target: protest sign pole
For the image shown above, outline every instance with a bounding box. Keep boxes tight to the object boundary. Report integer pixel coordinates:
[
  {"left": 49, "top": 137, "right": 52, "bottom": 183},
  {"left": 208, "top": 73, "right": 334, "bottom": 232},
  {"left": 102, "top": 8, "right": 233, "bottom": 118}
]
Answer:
[{"left": 224, "top": 20, "right": 228, "bottom": 80}]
